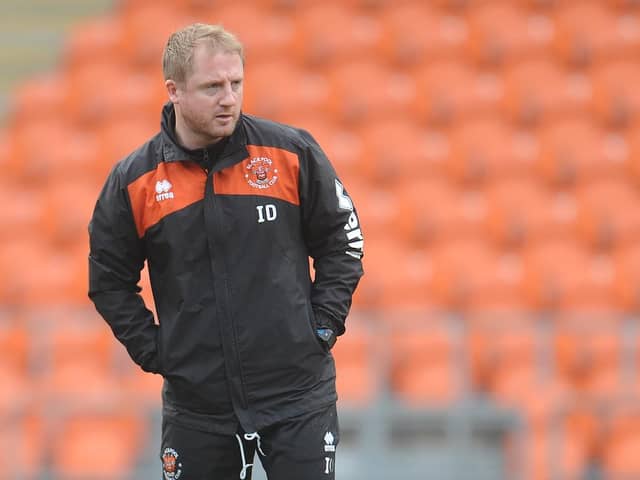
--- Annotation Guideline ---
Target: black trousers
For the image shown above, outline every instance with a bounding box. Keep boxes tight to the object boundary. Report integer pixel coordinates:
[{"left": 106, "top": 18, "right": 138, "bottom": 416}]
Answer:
[{"left": 160, "top": 403, "right": 339, "bottom": 480}]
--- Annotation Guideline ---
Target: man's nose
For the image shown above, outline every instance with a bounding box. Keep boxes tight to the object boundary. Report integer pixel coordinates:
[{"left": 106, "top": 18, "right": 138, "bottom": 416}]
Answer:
[{"left": 219, "top": 83, "right": 236, "bottom": 106}]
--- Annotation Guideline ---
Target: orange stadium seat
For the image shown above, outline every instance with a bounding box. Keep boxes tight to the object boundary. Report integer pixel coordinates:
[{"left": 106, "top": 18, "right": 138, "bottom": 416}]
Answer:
[
  {"left": 486, "top": 178, "right": 582, "bottom": 248},
  {"left": 537, "top": 118, "right": 629, "bottom": 187},
  {"left": 37, "top": 318, "right": 123, "bottom": 404},
  {"left": 0, "top": 127, "right": 11, "bottom": 168},
  {"left": 524, "top": 427, "right": 551, "bottom": 480},
  {"left": 288, "top": 4, "right": 381, "bottom": 67},
  {"left": 202, "top": 4, "right": 295, "bottom": 64},
  {"left": 63, "top": 62, "right": 160, "bottom": 127},
  {"left": 429, "top": 0, "right": 477, "bottom": 9},
  {"left": 501, "top": 60, "right": 591, "bottom": 125},
  {"left": 414, "top": 61, "right": 502, "bottom": 125},
  {"left": 7, "top": 120, "right": 72, "bottom": 182},
  {"left": 447, "top": 118, "right": 534, "bottom": 184},
  {"left": 356, "top": 121, "right": 445, "bottom": 184},
  {"left": 326, "top": 61, "right": 416, "bottom": 125},
  {"left": 289, "top": 116, "right": 363, "bottom": 180},
  {"left": 243, "top": 61, "right": 329, "bottom": 121},
  {"left": 0, "top": 238, "right": 88, "bottom": 307},
  {"left": 0, "top": 317, "right": 31, "bottom": 413},
  {"left": 52, "top": 127, "right": 104, "bottom": 180},
  {"left": 591, "top": 60, "right": 640, "bottom": 127},
  {"left": 355, "top": 238, "right": 434, "bottom": 309},
  {"left": 628, "top": 124, "right": 640, "bottom": 182},
  {"left": 120, "top": 362, "right": 164, "bottom": 406},
  {"left": 431, "top": 239, "right": 527, "bottom": 311},
  {"left": 51, "top": 411, "right": 146, "bottom": 479},
  {"left": 394, "top": 179, "right": 487, "bottom": 246},
  {"left": 0, "top": 239, "right": 42, "bottom": 305},
  {"left": 348, "top": 182, "right": 399, "bottom": 242},
  {"left": 554, "top": 2, "right": 640, "bottom": 67},
  {"left": 467, "top": 315, "right": 540, "bottom": 400},
  {"left": 0, "top": 182, "right": 46, "bottom": 244},
  {"left": 118, "top": 3, "right": 194, "bottom": 70},
  {"left": 9, "top": 73, "right": 67, "bottom": 127},
  {"left": 266, "top": 0, "right": 398, "bottom": 10},
  {"left": 0, "top": 318, "right": 28, "bottom": 373},
  {"left": 516, "top": 0, "right": 558, "bottom": 8},
  {"left": 553, "top": 319, "right": 624, "bottom": 399},
  {"left": 556, "top": 406, "right": 603, "bottom": 479},
  {"left": 332, "top": 320, "right": 377, "bottom": 405},
  {"left": 523, "top": 239, "right": 617, "bottom": 312},
  {"left": 603, "top": 406, "right": 640, "bottom": 478},
  {"left": 62, "top": 16, "right": 123, "bottom": 71},
  {"left": 41, "top": 179, "right": 102, "bottom": 247},
  {"left": 377, "top": 3, "right": 466, "bottom": 67},
  {"left": 94, "top": 116, "right": 160, "bottom": 176},
  {"left": 390, "top": 324, "right": 461, "bottom": 405},
  {"left": 45, "top": 321, "right": 113, "bottom": 374},
  {"left": 8, "top": 119, "right": 112, "bottom": 184},
  {"left": 575, "top": 179, "right": 640, "bottom": 250},
  {"left": 118, "top": 0, "right": 233, "bottom": 13},
  {"left": 465, "top": 3, "right": 553, "bottom": 66},
  {"left": 0, "top": 413, "right": 46, "bottom": 479},
  {"left": 612, "top": 245, "right": 640, "bottom": 311},
  {"left": 607, "top": 0, "right": 640, "bottom": 10}
]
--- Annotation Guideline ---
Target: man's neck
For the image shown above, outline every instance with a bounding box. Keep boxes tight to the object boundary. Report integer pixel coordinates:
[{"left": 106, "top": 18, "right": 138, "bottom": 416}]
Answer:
[{"left": 174, "top": 116, "right": 221, "bottom": 151}]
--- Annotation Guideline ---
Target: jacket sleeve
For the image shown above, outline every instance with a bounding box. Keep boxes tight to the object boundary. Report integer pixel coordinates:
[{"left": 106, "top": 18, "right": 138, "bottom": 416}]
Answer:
[
  {"left": 299, "top": 132, "right": 364, "bottom": 336},
  {"left": 88, "top": 164, "right": 160, "bottom": 373}
]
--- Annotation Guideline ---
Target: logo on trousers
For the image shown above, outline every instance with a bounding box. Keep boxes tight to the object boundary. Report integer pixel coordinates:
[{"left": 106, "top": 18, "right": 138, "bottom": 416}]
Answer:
[
  {"left": 162, "top": 447, "right": 182, "bottom": 480},
  {"left": 323, "top": 431, "right": 335, "bottom": 474}
]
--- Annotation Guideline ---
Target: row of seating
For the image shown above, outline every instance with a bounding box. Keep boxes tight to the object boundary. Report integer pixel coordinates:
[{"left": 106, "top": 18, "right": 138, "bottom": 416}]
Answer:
[
  {"left": 116, "top": 0, "right": 640, "bottom": 13},
  {"left": 517, "top": 401, "right": 640, "bottom": 479},
  {"left": 2, "top": 236, "right": 640, "bottom": 309},
  {"left": 62, "top": 1, "right": 640, "bottom": 71},
  {"left": 358, "top": 179, "right": 640, "bottom": 248},
  {"left": 4, "top": 114, "right": 640, "bottom": 187},
  {"left": 3, "top": 400, "right": 640, "bottom": 479},
  {"left": 2, "top": 162, "right": 638, "bottom": 226},
  {"left": 2, "top": 311, "right": 640, "bottom": 405},
  {"left": 0, "top": 407, "right": 150, "bottom": 480},
  {"left": 361, "top": 238, "right": 640, "bottom": 310},
  {"left": 4, "top": 310, "right": 640, "bottom": 479},
  {"left": 8, "top": 57, "right": 640, "bottom": 130}
]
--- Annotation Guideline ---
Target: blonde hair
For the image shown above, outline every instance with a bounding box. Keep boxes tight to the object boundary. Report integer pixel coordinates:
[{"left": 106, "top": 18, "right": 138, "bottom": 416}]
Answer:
[{"left": 162, "top": 23, "right": 244, "bottom": 83}]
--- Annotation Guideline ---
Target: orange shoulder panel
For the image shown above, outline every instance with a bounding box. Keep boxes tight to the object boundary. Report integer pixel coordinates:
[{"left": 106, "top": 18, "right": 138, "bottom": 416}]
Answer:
[
  {"left": 214, "top": 145, "right": 300, "bottom": 205},
  {"left": 127, "top": 161, "right": 206, "bottom": 237}
]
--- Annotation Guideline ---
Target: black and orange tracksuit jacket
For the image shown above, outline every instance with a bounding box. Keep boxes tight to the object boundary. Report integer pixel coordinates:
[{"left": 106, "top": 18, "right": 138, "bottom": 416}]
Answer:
[{"left": 88, "top": 103, "right": 364, "bottom": 434}]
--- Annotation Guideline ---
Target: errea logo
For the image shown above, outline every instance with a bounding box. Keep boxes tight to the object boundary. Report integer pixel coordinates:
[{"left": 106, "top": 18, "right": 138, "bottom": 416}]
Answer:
[
  {"left": 155, "top": 179, "right": 174, "bottom": 202},
  {"left": 324, "top": 431, "right": 336, "bottom": 452}
]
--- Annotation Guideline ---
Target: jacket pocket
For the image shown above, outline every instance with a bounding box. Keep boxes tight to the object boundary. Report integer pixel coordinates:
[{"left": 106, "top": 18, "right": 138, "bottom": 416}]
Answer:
[
  {"left": 155, "top": 325, "right": 165, "bottom": 375},
  {"left": 306, "top": 303, "right": 330, "bottom": 355}
]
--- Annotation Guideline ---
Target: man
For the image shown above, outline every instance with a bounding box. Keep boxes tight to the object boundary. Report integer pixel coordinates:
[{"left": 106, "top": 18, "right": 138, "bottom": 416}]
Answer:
[{"left": 88, "top": 23, "right": 364, "bottom": 480}]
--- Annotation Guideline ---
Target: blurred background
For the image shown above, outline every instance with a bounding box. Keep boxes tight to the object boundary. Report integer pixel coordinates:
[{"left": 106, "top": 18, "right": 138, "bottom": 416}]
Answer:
[{"left": 2, "top": 0, "right": 640, "bottom": 479}]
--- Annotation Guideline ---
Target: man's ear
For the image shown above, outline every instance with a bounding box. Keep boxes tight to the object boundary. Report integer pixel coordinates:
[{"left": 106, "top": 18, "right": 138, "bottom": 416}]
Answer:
[{"left": 166, "top": 79, "right": 180, "bottom": 104}]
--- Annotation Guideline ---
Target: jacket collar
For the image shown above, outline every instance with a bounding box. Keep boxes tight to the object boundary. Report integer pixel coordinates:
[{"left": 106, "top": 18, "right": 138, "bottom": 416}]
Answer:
[{"left": 160, "top": 102, "right": 248, "bottom": 172}]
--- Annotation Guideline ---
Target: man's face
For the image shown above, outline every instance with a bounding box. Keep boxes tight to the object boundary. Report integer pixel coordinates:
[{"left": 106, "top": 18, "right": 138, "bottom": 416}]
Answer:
[{"left": 168, "top": 44, "right": 244, "bottom": 147}]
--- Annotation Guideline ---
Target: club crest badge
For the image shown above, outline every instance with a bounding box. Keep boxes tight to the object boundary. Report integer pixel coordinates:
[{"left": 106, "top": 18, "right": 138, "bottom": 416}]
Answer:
[
  {"left": 245, "top": 156, "right": 279, "bottom": 189},
  {"left": 162, "top": 447, "right": 182, "bottom": 480}
]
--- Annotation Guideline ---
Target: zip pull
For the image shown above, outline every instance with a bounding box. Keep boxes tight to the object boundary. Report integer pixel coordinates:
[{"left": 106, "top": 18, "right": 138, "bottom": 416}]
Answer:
[{"left": 202, "top": 150, "right": 210, "bottom": 174}]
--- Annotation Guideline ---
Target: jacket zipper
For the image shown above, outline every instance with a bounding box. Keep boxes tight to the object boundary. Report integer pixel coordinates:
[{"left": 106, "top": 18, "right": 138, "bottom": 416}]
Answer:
[{"left": 204, "top": 151, "right": 250, "bottom": 411}]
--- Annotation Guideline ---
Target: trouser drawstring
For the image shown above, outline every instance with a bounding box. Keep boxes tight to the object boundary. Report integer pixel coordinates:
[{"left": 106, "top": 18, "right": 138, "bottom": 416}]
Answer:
[{"left": 235, "top": 431, "right": 265, "bottom": 480}]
